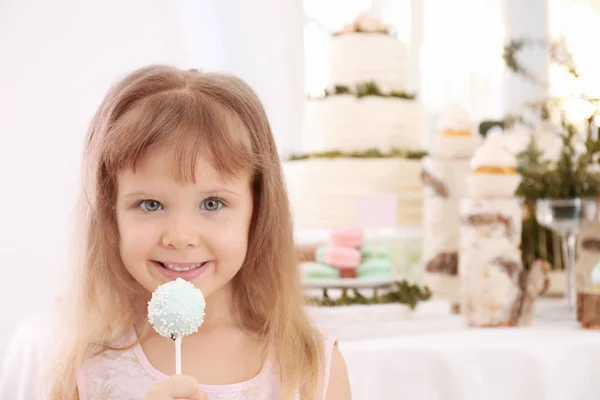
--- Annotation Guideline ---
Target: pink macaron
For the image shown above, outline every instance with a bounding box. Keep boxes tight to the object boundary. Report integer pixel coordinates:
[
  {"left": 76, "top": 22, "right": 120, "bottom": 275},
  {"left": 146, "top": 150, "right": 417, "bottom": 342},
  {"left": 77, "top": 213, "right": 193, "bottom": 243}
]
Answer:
[
  {"left": 330, "top": 227, "right": 364, "bottom": 248},
  {"left": 323, "top": 246, "right": 361, "bottom": 269}
]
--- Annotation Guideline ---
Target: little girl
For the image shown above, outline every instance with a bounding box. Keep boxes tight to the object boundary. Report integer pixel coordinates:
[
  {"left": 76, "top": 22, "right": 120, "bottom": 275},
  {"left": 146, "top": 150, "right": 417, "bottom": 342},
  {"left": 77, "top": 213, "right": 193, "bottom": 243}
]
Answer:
[{"left": 3, "top": 66, "right": 351, "bottom": 399}]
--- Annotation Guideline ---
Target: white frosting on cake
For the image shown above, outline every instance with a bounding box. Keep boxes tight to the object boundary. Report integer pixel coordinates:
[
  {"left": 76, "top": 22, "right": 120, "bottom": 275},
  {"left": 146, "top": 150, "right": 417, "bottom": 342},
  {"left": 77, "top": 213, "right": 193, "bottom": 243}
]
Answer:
[
  {"left": 491, "top": 123, "right": 563, "bottom": 163},
  {"left": 470, "top": 137, "right": 517, "bottom": 169},
  {"left": 466, "top": 174, "right": 521, "bottom": 199},
  {"left": 486, "top": 126, "right": 530, "bottom": 156},
  {"left": 329, "top": 33, "right": 408, "bottom": 91},
  {"left": 303, "top": 96, "right": 423, "bottom": 152},
  {"left": 283, "top": 158, "right": 423, "bottom": 228},
  {"left": 438, "top": 103, "right": 473, "bottom": 133},
  {"left": 433, "top": 103, "right": 478, "bottom": 158},
  {"left": 467, "top": 137, "right": 521, "bottom": 198},
  {"left": 435, "top": 134, "right": 479, "bottom": 159}
]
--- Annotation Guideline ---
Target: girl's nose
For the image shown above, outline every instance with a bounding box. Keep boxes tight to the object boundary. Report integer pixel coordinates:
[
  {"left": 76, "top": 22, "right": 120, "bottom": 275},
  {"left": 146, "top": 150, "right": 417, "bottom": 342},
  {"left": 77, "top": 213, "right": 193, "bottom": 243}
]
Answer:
[{"left": 161, "top": 216, "right": 202, "bottom": 249}]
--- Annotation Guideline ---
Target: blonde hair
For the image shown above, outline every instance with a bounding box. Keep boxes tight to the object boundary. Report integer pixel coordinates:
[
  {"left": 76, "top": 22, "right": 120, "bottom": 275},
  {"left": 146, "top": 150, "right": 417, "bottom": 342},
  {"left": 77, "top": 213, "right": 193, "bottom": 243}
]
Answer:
[{"left": 46, "top": 66, "right": 323, "bottom": 399}]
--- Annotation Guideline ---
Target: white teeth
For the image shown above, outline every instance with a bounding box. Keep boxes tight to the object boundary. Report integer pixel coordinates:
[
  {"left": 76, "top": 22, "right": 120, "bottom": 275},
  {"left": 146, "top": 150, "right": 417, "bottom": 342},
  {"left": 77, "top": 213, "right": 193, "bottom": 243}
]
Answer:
[{"left": 163, "top": 263, "right": 203, "bottom": 272}]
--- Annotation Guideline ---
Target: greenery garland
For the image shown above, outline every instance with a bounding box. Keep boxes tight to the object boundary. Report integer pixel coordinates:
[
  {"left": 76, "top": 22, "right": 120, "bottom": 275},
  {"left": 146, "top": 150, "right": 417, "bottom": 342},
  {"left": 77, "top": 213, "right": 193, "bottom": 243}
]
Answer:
[
  {"left": 331, "top": 26, "right": 397, "bottom": 38},
  {"left": 309, "top": 81, "right": 416, "bottom": 101},
  {"left": 501, "top": 38, "right": 599, "bottom": 129},
  {"left": 287, "top": 147, "right": 428, "bottom": 161},
  {"left": 305, "top": 280, "right": 432, "bottom": 309},
  {"left": 502, "top": 38, "right": 579, "bottom": 89}
]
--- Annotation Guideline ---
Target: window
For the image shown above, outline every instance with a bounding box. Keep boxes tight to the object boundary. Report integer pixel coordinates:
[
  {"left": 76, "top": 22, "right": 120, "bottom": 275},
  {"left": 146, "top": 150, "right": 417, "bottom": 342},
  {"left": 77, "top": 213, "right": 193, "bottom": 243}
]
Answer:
[{"left": 549, "top": 0, "right": 600, "bottom": 123}]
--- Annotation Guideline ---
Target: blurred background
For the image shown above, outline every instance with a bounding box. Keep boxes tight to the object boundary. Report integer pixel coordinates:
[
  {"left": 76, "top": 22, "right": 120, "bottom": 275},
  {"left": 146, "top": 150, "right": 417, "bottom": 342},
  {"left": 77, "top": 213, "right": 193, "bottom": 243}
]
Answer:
[{"left": 1, "top": 0, "right": 599, "bottom": 366}]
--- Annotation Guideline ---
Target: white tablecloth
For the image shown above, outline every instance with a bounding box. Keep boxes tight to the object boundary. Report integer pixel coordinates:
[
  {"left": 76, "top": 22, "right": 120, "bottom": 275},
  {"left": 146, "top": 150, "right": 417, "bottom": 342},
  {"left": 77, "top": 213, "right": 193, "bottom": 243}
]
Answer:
[
  {"left": 335, "top": 299, "right": 600, "bottom": 400},
  {"left": 2, "top": 300, "right": 599, "bottom": 400}
]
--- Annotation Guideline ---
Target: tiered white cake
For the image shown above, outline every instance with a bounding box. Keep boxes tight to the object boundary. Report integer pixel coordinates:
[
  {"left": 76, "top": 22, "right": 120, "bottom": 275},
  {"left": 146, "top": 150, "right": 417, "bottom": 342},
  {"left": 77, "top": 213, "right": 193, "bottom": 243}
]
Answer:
[{"left": 284, "top": 14, "right": 425, "bottom": 228}]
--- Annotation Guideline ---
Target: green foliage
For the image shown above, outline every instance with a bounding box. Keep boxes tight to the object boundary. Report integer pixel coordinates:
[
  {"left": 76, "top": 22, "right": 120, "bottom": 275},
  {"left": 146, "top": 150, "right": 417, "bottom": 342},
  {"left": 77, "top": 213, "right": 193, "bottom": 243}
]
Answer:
[
  {"left": 287, "top": 147, "right": 428, "bottom": 161},
  {"left": 331, "top": 26, "right": 397, "bottom": 38},
  {"left": 515, "top": 119, "right": 600, "bottom": 271},
  {"left": 515, "top": 119, "right": 600, "bottom": 201},
  {"left": 503, "top": 38, "right": 600, "bottom": 271},
  {"left": 305, "top": 280, "right": 432, "bottom": 310},
  {"left": 312, "top": 81, "right": 416, "bottom": 100},
  {"left": 502, "top": 37, "right": 600, "bottom": 201}
]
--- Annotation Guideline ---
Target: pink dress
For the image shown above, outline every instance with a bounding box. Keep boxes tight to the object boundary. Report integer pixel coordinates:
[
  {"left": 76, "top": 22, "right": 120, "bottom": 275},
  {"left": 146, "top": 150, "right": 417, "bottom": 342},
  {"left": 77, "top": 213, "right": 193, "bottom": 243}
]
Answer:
[{"left": 77, "top": 331, "right": 337, "bottom": 400}]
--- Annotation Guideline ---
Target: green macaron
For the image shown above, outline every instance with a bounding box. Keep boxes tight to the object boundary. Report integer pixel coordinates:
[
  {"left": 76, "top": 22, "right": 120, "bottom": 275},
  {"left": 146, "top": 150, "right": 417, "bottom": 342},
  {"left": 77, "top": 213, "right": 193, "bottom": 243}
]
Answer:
[
  {"left": 302, "top": 262, "right": 341, "bottom": 279},
  {"left": 315, "top": 245, "right": 328, "bottom": 264},
  {"left": 356, "top": 258, "right": 394, "bottom": 279},
  {"left": 359, "top": 244, "right": 389, "bottom": 259}
]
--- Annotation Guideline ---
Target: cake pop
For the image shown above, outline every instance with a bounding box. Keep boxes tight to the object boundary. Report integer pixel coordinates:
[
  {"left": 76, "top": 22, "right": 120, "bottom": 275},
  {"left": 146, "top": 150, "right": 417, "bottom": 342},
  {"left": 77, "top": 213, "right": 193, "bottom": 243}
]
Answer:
[{"left": 147, "top": 278, "right": 206, "bottom": 374}]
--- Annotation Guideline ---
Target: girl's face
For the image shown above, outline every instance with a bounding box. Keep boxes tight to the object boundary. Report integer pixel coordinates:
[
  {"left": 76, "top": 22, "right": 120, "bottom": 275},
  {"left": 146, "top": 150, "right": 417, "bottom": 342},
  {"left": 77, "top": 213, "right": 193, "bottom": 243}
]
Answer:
[{"left": 115, "top": 146, "right": 253, "bottom": 301}]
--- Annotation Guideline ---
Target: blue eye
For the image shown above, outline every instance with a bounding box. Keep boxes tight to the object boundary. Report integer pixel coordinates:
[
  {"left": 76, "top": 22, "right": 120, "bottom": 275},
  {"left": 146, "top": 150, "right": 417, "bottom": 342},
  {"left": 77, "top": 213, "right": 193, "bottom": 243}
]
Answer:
[
  {"left": 201, "top": 198, "right": 224, "bottom": 212},
  {"left": 139, "top": 200, "right": 163, "bottom": 212}
]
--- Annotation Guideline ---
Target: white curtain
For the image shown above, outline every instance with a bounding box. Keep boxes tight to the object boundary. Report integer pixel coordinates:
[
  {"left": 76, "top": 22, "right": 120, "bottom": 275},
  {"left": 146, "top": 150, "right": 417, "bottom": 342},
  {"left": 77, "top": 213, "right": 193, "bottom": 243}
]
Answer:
[
  {"left": 417, "top": 0, "right": 507, "bottom": 145},
  {"left": 0, "top": 0, "right": 304, "bottom": 363}
]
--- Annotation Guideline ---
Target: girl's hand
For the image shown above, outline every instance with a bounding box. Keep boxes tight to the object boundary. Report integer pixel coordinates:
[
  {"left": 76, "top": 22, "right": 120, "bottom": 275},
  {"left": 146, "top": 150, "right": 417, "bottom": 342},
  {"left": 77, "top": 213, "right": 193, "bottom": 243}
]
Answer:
[{"left": 143, "top": 375, "right": 208, "bottom": 400}]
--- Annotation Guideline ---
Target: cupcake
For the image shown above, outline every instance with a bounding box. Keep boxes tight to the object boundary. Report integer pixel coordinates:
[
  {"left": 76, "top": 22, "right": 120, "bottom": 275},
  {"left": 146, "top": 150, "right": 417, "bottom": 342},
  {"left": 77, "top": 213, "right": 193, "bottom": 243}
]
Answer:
[
  {"left": 467, "top": 136, "right": 522, "bottom": 198},
  {"left": 435, "top": 103, "right": 479, "bottom": 158}
]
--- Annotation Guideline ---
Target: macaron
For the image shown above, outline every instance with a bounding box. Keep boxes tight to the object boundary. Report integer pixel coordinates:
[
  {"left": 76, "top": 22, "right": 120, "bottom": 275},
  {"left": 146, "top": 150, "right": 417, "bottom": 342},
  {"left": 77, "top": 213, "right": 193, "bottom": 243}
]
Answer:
[
  {"left": 357, "top": 258, "right": 394, "bottom": 279},
  {"left": 315, "top": 245, "right": 328, "bottom": 264},
  {"left": 330, "top": 227, "right": 364, "bottom": 248},
  {"left": 315, "top": 245, "right": 362, "bottom": 269},
  {"left": 302, "top": 262, "right": 341, "bottom": 280},
  {"left": 322, "top": 246, "right": 361, "bottom": 268},
  {"left": 360, "top": 244, "right": 389, "bottom": 259},
  {"left": 338, "top": 267, "right": 357, "bottom": 279}
]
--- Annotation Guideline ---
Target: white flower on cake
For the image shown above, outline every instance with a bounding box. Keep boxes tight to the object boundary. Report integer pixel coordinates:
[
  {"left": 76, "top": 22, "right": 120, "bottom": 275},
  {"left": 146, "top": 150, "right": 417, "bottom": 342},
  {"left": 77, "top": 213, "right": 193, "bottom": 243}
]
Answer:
[
  {"left": 354, "top": 12, "right": 386, "bottom": 32},
  {"left": 340, "top": 23, "right": 355, "bottom": 34},
  {"left": 468, "top": 136, "right": 521, "bottom": 198},
  {"left": 434, "top": 103, "right": 478, "bottom": 158}
]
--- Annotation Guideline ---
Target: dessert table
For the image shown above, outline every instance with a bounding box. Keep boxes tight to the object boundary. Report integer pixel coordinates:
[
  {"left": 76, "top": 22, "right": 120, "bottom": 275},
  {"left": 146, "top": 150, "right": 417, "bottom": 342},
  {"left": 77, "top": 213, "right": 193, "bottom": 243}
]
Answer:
[{"left": 333, "top": 299, "right": 600, "bottom": 400}]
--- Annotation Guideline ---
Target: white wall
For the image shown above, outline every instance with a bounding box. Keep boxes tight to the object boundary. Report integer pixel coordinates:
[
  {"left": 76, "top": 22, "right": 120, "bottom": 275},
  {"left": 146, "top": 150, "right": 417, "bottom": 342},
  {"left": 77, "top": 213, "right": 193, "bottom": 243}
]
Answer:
[{"left": 0, "top": 0, "right": 303, "bottom": 363}]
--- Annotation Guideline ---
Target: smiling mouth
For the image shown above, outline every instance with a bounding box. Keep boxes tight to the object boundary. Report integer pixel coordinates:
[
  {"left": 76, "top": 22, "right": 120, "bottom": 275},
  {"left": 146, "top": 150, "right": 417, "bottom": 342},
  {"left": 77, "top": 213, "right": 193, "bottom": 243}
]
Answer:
[{"left": 155, "top": 261, "right": 210, "bottom": 272}]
